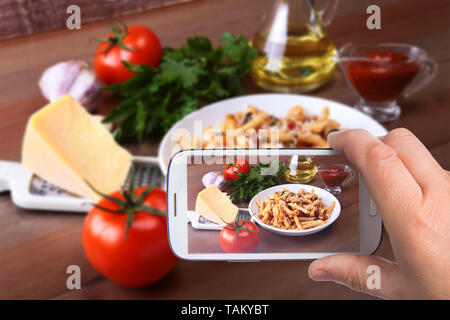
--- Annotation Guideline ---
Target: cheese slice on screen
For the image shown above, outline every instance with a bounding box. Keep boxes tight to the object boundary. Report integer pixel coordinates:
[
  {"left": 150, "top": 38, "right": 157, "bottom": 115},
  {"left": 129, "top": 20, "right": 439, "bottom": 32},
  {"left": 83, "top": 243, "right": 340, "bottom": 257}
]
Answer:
[
  {"left": 195, "top": 185, "right": 238, "bottom": 225},
  {"left": 22, "top": 95, "right": 132, "bottom": 202}
]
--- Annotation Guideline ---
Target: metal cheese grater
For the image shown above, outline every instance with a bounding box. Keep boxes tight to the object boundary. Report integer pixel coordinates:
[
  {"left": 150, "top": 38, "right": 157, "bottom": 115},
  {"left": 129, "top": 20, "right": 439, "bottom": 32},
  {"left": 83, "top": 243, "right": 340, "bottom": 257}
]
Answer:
[
  {"left": 188, "top": 209, "right": 253, "bottom": 230},
  {"left": 0, "top": 156, "right": 164, "bottom": 213}
]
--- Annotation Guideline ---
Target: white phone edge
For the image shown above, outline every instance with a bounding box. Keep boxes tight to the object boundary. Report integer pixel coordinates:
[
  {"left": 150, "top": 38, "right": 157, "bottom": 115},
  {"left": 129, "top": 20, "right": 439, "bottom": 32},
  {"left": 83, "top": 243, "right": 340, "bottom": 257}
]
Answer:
[{"left": 166, "top": 149, "right": 383, "bottom": 261}]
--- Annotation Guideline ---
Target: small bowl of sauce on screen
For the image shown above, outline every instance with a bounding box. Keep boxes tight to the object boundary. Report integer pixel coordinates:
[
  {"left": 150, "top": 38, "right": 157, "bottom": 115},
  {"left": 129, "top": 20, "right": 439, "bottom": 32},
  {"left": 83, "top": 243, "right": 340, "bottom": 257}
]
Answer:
[{"left": 318, "top": 164, "right": 354, "bottom": 195}]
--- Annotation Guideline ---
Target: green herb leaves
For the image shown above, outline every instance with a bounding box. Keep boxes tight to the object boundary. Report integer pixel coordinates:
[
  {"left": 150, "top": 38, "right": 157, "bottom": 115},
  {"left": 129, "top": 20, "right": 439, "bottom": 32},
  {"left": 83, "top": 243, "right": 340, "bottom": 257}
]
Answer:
[
  {"left": 103, "top": 33, "right": 257, "bottom": 143},
  {"left": 227, "top": 162, "right": 287, "bottom": 203}
]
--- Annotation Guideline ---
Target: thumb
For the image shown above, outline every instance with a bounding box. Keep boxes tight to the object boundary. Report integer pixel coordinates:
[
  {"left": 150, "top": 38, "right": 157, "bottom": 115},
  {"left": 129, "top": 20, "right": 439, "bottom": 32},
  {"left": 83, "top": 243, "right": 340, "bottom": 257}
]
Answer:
[{"left": 308, "top": 254, "right": 404, "bottom": 299}]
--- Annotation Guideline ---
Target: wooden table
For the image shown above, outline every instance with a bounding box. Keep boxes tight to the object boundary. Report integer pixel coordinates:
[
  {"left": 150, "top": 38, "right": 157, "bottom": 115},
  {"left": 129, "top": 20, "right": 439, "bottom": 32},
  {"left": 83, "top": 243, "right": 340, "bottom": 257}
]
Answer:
[{"left": 0, "top": 0, "right": 448, "bottom": 299}]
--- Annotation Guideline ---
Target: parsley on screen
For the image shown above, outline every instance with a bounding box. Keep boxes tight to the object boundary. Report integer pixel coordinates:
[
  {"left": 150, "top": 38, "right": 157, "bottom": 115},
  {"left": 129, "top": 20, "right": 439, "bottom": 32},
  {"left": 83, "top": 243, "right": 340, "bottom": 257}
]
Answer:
[
  {"left": 103, "top": 32, "right": 258, "bottom": 143},
  {"left": 227, "top": 162, "right": 287, "bottom": 204}
]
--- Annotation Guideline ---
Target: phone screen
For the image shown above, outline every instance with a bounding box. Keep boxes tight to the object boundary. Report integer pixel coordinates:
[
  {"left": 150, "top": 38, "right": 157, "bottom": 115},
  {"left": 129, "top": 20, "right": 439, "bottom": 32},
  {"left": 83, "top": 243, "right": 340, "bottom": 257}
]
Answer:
[{"left": 182, "top": 152, "right": 360, "bottom": 255}]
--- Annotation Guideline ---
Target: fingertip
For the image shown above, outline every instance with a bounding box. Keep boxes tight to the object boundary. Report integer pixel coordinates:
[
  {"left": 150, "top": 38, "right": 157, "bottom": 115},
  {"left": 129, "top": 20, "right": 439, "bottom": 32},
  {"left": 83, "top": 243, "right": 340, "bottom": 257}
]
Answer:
[
  {"left": 308, "top": 259, "right": 332, "bottom": 281},
  {"left": 309, "top": 269, "right": 332, "bottom": 281},
  {"left": 326, "top": 130, "right": 342, "bottom": 149},
  {"left": 309, "top": 255, "right": 402, "bottom": 299}
]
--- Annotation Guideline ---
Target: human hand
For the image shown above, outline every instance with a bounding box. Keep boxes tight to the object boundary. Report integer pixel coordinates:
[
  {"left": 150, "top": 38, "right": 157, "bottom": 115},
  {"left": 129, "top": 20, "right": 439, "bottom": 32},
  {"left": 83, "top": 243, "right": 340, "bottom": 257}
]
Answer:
[{"left": 308, "top": 128, "right": 450, "bottom": 299}]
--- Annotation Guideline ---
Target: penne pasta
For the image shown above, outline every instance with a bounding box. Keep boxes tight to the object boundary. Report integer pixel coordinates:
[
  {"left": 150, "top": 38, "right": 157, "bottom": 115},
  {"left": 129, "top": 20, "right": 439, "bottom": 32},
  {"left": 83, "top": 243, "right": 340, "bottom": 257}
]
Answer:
[
  {"left": 177, "top": 104, "right": 342, "bottom": 150},
  {"left": 257, "top": 188, "right": 336, "bottom": 231}
]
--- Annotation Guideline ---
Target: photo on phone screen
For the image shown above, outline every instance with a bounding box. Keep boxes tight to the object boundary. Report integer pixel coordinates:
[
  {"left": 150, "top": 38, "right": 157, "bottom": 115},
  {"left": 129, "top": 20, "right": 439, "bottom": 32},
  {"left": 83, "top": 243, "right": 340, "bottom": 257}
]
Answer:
[{"left": 167, "top": 149, "right": 382, "bottom": 260}]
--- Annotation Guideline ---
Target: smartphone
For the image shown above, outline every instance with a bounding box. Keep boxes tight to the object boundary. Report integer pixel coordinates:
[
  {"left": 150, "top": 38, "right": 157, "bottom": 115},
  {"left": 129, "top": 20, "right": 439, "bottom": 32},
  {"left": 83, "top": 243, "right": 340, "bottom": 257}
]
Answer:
[{"left": 167, "top": 148, "right": 382, "bottom": 261}]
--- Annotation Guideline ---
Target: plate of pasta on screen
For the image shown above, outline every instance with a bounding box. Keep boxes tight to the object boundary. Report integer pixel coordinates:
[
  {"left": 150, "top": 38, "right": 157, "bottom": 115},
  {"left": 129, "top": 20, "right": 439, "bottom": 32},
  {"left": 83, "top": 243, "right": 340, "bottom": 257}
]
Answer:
[
  {"left": 248, "top": 184, "right": 341, "bottom": 236},
  {"left": 158, "top": 94, "right": 387, "bottom": 174}
]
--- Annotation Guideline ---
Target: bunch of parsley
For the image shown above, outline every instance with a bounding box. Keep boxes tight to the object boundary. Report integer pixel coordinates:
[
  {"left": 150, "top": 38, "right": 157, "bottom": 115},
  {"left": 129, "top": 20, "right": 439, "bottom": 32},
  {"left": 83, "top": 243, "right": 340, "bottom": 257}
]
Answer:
[
  {"left": 103, "top": 32, "right": 258, "bottom": 143},
  {"left": 227, "top": 162, "right": 287, "bottom": 204}
]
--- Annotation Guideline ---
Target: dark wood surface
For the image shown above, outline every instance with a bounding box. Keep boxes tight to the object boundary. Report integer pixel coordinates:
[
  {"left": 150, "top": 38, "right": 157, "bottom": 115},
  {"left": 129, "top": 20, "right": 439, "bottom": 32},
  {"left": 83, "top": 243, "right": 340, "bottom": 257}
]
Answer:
[
  {"left": 0, "top": 0, "right": 449, "bottom": 299},
  {"left": 0, "top": 0, "right": 196, "bottom": 41}
]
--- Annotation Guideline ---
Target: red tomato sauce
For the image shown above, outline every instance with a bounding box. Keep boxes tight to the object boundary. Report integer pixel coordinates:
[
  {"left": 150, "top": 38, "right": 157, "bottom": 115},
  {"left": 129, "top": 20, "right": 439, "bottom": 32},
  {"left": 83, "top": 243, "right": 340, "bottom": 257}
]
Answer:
[
  {"left": 345, "top": 50, "right": 420, "bottom": 102},
  {"left": 320, "top": 167, "right": 349, "bottom": 187}
]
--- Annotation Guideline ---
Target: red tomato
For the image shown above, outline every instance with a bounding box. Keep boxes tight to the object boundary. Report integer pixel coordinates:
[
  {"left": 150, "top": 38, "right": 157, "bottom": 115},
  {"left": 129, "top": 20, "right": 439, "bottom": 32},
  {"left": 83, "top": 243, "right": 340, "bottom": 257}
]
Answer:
[
  {"left": 287, "top": 120, "right": 297, "bottom": 130},
  {"left": 223, "top": 159, "right": 250, "bottom": 181},
  {"left": 219, "top": 220, "right": 260, "bottom": 253},
  {"left": 94, "top": 25, "right": 162, "bottom": 85},
  {"left": 82, "top": 186, "right": 177, "bottom": 287}
]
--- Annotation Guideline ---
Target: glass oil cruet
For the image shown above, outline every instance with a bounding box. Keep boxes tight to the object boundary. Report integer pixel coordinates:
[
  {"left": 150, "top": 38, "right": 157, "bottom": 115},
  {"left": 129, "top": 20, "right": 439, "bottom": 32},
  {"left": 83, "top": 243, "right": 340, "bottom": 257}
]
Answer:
[
  {"left": 284, "top": 155, "right": 318, "bottom": 183},
  {"left": 251, "top": 0, "right": 339, "bottom": 93}
]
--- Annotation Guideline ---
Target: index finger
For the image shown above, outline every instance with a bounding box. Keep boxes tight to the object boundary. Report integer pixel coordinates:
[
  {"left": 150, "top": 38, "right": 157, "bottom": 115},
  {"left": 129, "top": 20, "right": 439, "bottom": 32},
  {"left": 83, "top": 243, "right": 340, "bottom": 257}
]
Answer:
[{"left": 327, "top": 129, "right": 422, "bottom": 230}]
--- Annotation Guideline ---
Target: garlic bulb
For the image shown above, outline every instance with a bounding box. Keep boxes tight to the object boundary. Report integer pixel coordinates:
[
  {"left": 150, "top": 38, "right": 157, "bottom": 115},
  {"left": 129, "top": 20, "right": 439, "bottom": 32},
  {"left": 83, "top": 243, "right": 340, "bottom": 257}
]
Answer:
[
  {"left": 202, "top": 171, "right": 225, "bottom": 189},
  {"left": 39, "top": 60, "right": 102, "bottom": 111}
]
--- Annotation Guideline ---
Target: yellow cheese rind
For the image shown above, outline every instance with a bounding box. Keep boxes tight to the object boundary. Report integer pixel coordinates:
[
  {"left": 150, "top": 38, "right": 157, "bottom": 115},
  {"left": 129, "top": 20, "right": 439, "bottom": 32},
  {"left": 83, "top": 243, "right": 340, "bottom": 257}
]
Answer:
[
  {"left": 22, "top": 95, "right": 132, "bottom": 201},
  {"left": 195, "top": 185, "right": 238, "bottom": 225}
]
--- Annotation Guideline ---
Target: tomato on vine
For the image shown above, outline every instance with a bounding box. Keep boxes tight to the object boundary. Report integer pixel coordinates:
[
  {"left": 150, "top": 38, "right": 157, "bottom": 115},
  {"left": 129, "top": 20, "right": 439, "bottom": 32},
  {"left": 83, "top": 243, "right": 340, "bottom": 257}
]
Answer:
[
  {"left": 93, "top": 23, "right": 162, "bottom": 85},
  {"left": 219, "top": 219, "right": 260, "bottom": 253},
  {"left": 223, "top": 158, "right": 250, "bottom": 181},
  {"left": 82, "top": 171, "right": 177, "bottom": 287}
]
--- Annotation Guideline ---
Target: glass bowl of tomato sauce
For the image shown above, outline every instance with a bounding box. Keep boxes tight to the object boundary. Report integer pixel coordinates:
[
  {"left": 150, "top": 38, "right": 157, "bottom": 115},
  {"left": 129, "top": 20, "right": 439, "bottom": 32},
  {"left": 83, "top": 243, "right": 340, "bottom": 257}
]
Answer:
[
  {"left": 338, "top": 43, "right": 437, "bottom": 122},
  {"left": 318, "top": 164, "right": 355, "bottom": 195}
]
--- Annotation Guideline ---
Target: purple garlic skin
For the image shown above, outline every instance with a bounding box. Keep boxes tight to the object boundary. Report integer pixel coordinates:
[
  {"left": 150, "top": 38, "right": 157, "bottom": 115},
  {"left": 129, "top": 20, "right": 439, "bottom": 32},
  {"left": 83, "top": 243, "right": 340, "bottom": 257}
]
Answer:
[
  {"left": 39, "top": 60, "right": 102, "bottom": 112},
  {"left": 202, "top": 171, "right": 225, "bottom": 190}
]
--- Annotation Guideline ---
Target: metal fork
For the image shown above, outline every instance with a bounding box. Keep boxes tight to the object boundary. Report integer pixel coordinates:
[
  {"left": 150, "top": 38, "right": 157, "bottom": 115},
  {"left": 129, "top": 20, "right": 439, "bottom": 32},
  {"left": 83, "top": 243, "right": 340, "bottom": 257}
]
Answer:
[{"left": 236, "top": 208, "right": 252, "bottom": 221}]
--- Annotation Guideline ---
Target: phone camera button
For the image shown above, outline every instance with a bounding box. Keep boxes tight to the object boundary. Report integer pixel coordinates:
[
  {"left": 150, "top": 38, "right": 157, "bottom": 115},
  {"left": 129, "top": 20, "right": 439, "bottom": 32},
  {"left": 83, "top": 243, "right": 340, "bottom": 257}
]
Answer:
[{"left": 370, "top": 200, "right": 378, "bottom": 216}]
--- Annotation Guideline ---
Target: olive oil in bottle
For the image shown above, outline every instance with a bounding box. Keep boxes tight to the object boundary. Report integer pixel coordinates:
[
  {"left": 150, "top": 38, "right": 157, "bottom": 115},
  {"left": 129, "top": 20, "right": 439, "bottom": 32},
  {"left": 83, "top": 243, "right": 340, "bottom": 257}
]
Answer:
[
  {"left": 251, "top": 0, "right": 338, "bottom": 93},
  {"left": 284, "top": 156, "right": 317, "bottom": 183}
]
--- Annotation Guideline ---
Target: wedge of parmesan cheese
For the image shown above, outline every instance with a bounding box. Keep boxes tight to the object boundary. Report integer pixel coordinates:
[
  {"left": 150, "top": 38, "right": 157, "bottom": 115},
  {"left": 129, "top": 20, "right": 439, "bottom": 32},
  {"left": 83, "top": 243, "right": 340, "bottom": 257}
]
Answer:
[
  {"left": 22, "top": 95, "right": 132, "bottom": 202},
  {"left": 195, "top": 185, "right": 238, "bottom": 224}
]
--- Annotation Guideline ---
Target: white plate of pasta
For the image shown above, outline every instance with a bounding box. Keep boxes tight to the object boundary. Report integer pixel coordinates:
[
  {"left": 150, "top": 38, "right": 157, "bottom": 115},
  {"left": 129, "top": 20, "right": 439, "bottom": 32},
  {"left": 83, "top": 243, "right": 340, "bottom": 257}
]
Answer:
[
  {"left": 248, "top": 184, "right": 341, "bottom": 236},
  {"left": 158, "top": 94, "right": 387, "bottom": 174}
]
